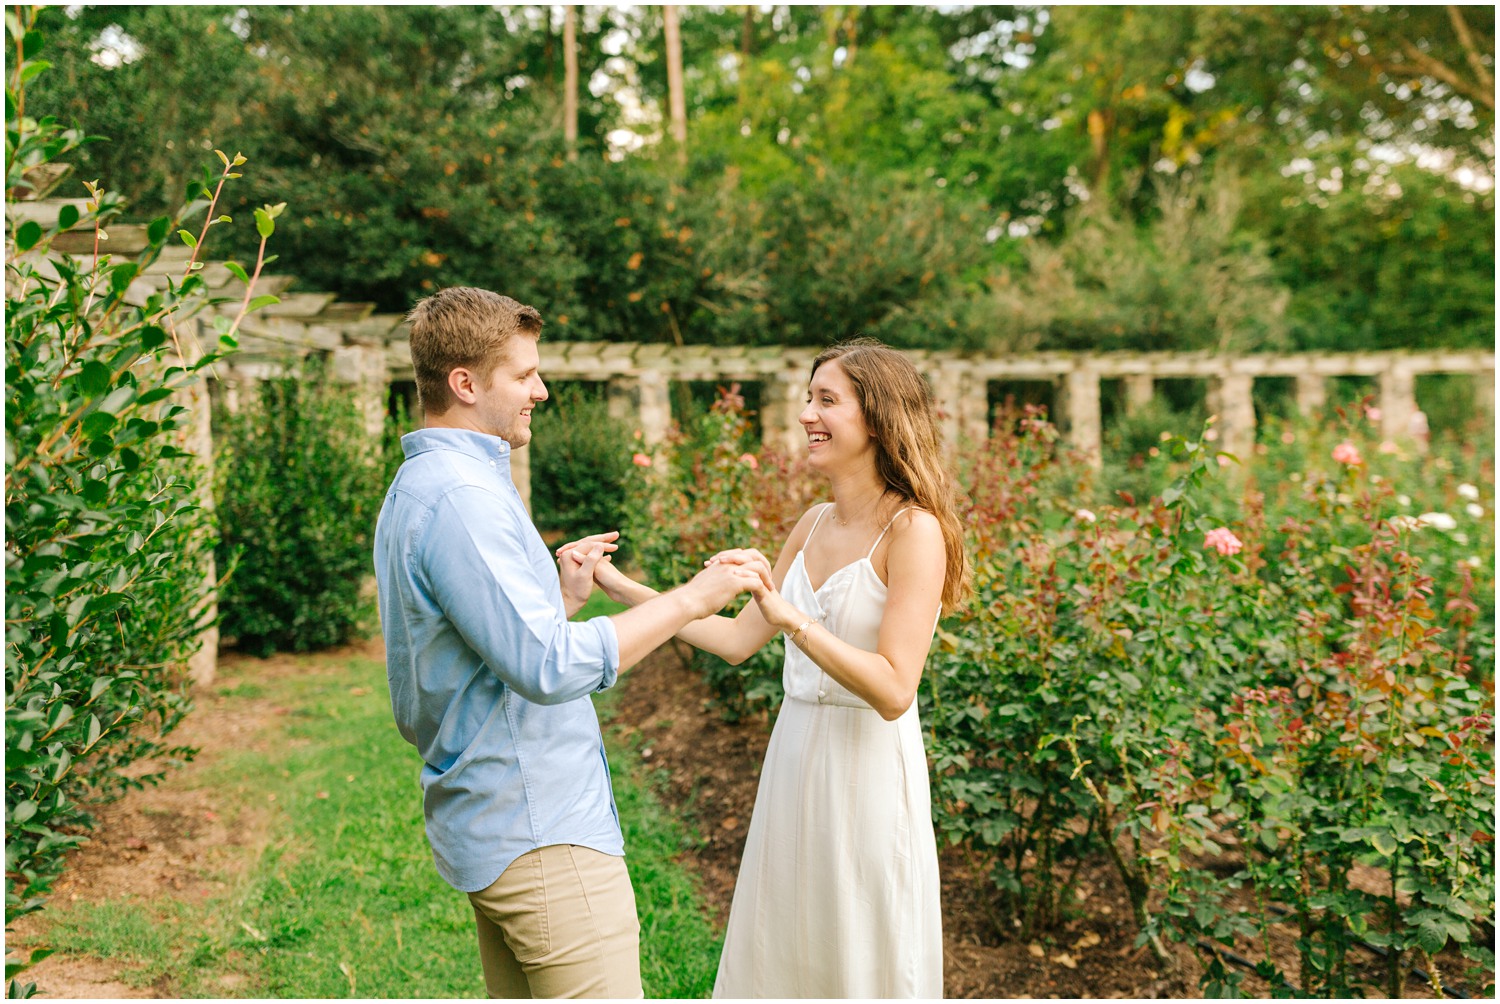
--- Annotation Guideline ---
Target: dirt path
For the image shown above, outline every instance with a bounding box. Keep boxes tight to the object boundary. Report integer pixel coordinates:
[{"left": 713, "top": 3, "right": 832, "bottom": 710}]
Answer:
[{"left": 6, "top": 643, "right": 372, "bottom": 999}]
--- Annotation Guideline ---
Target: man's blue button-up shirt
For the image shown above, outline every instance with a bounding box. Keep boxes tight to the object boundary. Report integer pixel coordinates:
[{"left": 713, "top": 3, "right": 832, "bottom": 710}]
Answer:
[{"left": 374, "top": 427, "right": 624, "bottom": 892}]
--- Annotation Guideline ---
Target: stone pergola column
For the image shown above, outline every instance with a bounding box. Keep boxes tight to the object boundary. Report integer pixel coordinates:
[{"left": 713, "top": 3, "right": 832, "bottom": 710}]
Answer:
[
  {"left": 1476, "top": 369, "right": 1496, "bottom": 419},
  {"left": 1378, "top": 363, "right": 1418, "bottom": 443},
  {"left": 1058, "top": 366, "right": 1102, "bottom": 468},
  {"left": 760, "top": 369, "right": 808, "bottom": 456},
  {"left": 607, "top": 370, "right": 673, "bottom": 447},
  {"left": 638, "top": 370, "right": 672, "bottom": 446},
  {"left": 1123, "top": 374, "right": 1154, "bottom": 415},
  {"left": 928, "top": 364, "right": 989, "bottom": 451},
  {"left": 1295, "top": 373, "right": 1327, "bottom": 416},
  {"left": 510, "top": 445, "right": 532, "bottom": 514},
  {"left": 330, "top": 340, "right": 389, "bottom": 438},
  {"left": 173, "top": 317, "right": 218, "bottom": 687},
  {"left": 606, "top": 374, "right": 638, "bottom": 426},
  {"left": 1211, "top": 371, "right": 1257, "bottom": 464}
]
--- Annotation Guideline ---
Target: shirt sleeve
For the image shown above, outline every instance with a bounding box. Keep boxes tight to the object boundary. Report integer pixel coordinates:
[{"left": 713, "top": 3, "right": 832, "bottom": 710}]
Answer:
[{"left": 418, "top": 484, "right": 620, "bottom": 704}]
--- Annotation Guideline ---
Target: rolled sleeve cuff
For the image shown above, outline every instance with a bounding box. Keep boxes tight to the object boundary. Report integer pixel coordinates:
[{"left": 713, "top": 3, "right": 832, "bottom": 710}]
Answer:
[{"left": 588, "top": 614, "right": 622, "bottom": 692}]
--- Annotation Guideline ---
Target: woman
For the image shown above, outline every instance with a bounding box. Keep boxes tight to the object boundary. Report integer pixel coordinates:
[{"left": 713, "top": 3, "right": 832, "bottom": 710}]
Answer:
[{"left": 588, "top": 338, "right": 971, "bottom": 997}]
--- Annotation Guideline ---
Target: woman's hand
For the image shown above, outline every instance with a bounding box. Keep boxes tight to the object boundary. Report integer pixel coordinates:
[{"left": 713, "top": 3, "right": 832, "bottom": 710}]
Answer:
[
  {"left": 704, "top": 548, "right": 774, "bottom": 590},
  {"left": 706, "top": 548, "right": 805, "bottom": 630},
  {"left": 591, "top": 554, "right": 640, "bottom": 604},
  {"left": 555, "top": 531, "right": 620, "bottom": 564}
]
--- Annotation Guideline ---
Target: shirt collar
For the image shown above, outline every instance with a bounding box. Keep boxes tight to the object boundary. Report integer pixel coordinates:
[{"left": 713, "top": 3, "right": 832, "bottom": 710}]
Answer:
[{"left": 401, "top": 427, "right": 512, "bottom": 467}]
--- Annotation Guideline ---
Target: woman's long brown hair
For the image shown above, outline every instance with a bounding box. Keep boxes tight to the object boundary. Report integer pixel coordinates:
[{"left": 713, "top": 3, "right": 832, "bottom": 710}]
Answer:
[{"left": 811, "top": 338, "right": 973, "bottom": 613}]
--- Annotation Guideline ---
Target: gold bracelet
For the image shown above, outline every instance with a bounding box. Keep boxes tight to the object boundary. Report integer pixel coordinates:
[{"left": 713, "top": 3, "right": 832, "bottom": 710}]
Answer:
[{"left": 788, "top": 618, "right": 817, "bottom": 649}]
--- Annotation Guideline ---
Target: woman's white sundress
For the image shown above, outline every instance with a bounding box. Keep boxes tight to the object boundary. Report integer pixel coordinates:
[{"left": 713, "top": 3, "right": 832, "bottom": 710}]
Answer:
[{"left": 712, "top": 504, "right": 943, "bottom": 999}]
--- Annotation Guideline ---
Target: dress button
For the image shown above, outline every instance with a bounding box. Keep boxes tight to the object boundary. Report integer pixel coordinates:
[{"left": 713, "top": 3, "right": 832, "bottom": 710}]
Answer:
[{"left": 817, "top": 690, "right": 827, "bottom": 699}]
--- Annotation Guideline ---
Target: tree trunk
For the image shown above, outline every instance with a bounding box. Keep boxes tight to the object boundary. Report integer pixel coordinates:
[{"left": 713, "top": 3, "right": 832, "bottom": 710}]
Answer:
[
  {"left": 563, "top": 5, "right": 579, "bottom": 161},
  {"left": 738, "top": 5, "right": 755, "bottom": 109},
  {"left": 664, "top": 4, "right": 687, "bottom": 167}
]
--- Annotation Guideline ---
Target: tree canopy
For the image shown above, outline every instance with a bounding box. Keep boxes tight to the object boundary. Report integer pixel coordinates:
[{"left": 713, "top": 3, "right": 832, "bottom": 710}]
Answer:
[{"left": 28, "top": 4, "right": 1495, "bottom": 351}]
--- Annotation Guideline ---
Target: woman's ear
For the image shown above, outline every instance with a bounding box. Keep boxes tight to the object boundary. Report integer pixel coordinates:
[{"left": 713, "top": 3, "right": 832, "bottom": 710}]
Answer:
[{"left": 447, "top": 367, "right": 477, "bottom": 406}]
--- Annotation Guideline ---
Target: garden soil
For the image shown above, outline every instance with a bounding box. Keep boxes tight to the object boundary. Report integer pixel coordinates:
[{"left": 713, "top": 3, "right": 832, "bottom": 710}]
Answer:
[{"left": 9, "top": 638, "right": 1466, "bottom": 999}]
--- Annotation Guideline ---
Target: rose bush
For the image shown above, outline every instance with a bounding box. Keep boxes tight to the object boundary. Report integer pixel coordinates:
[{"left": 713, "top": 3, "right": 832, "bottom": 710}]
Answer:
[{"left": 628, "top": 393, "right": 1495, "bottom": 995}]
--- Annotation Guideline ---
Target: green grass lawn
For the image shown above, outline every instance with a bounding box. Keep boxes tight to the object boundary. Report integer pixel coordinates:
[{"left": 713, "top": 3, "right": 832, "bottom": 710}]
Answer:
[{"left": 28, "top": 595, "right": 723, "bottom": 998}]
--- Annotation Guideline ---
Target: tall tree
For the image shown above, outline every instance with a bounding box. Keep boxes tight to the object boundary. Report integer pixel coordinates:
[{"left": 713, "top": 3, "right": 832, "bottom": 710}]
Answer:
[
  {"left": 664, "top": 5, "right": 687, "bottom": 166},
  {"left": 564, "top": 5, "right": 579, "bottom": 161}
]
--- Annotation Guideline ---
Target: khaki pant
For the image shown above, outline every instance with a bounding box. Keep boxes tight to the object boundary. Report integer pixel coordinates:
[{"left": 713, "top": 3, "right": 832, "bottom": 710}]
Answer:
[{"left": 468, "top": 844, "right": 643, "bottom": 999}]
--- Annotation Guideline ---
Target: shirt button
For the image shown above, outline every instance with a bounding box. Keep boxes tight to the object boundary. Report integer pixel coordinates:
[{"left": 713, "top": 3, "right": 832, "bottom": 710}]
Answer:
[{"left": 817, "top": 689, "right": 827, "bottom": 699}]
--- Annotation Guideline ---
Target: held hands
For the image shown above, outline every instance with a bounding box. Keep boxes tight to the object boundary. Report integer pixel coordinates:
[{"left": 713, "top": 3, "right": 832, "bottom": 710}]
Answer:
[
  {"left": 555, "top": 531, "right": 620, "bottom": 614},
  {"left": 684, "top": 550, "right": 773, "bottom": 619},
  {"left": 705, "top": 548, "right": 798, "bottom": 631}
]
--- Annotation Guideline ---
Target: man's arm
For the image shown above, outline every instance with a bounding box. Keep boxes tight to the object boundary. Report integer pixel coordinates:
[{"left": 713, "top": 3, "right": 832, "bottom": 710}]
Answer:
[
  {"left": 422, "top": 488, "right": 625, "bottom": 704},
  {"left": 607, "top": 560, "right": 771, "bottom": 671}
]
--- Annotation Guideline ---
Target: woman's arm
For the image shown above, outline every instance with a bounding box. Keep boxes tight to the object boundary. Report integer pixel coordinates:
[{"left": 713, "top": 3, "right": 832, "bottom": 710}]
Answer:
[
  {"left": 752, "top": 510, "right": 946, "bottom": 720},
  {"left": 589, "top": 507, "right": 824, "bottom": 665}
]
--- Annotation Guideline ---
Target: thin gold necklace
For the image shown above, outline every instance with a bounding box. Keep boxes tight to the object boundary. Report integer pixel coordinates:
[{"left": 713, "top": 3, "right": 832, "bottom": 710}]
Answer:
[{"left": 831, "top": 490, "right": 888, "bottom": 527}]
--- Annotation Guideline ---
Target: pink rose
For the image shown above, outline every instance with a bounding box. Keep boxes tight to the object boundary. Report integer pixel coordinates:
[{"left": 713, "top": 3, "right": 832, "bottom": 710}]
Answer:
[
  {"left": 1204, "top": 527, "right": 1244, "bottom": 556},
  {"left": 738, "top": 452, "right": 760, "bottom": 469},
  {"left": 632, "top": 452, "right": 652, "bottom": 468},
  {"left": 1331, "top": 442, "right": 1362, "bottom": 466},
  {"left": 1364, "top": 405, "right": 1382, "bottom": 422}
]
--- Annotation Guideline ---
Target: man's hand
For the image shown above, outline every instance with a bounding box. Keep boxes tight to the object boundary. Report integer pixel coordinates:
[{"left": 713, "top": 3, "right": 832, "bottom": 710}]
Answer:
[{"left": 557, "top": 533, "right": 618, "bottom": 617}]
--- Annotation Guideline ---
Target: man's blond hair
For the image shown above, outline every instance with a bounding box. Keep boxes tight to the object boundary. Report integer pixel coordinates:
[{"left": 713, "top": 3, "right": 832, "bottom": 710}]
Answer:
[{"left": 407, "top": 287, "right": 543, "bottom": 415}]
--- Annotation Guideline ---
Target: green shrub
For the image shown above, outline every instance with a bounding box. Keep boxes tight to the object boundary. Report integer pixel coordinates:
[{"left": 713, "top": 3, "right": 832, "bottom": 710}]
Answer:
[
  {"left": 629, "top": 386, "right": 1496, "bottom": 994},
  {"left": 5, "top": 9, "right": 280, "bottom": 992},
  {"left": 213, "top": 360, "right": 386, "bottom": 657},
  {"left": 529, "top": 383, "right": 634, "bottom": 546},
  {"left": 624, "top": 389, "right": 821, "bottom": 721}
]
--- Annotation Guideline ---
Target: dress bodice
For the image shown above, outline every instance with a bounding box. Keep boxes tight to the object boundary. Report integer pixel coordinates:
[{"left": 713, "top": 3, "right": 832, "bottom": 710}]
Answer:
[{"left": 780, "top": 503, "right": 907, "bottom": 710}]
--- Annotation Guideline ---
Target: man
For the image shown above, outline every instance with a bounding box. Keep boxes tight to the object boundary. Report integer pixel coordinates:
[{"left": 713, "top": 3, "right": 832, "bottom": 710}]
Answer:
[{"left": 374, "top": 287, "right": 765, "bottom": 998}]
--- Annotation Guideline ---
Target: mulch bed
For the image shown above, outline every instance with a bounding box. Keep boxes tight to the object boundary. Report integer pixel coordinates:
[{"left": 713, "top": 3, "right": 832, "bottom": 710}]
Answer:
[
  {"left": 608, "top": 646, "right": 1190, "bottom": 999},
  {"left": 608, "top": 646, "right": 1489, "bottom": 999}
]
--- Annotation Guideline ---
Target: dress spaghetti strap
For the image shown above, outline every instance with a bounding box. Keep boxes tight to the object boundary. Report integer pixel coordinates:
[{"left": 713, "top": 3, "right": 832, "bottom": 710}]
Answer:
[
  {"left": 867, "top": 506, "right": 915, "bottom": 558},
  {"left": 804, "top": 502, "right": 836, "bottom": 547}
]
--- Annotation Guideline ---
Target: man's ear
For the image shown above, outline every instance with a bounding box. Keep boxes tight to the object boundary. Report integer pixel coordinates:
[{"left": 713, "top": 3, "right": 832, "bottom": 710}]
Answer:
[{"left": 447, "top": 367, "right": 477, "bottom": 405}]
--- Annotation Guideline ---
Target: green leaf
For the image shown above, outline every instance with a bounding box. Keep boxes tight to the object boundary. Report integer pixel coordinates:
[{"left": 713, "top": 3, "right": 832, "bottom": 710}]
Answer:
[
  {"left": 1415, "top": 919, "right": 1447, "bottom": 955},
  {"left": 136, "top": 387, "right": 174, "bottom": 406},
  {"left": 81, "top": 411, "right": 116, "bottom": 438},
  {"left": 88, "top": 434, "right": 115, "bottom": 457},
  {"left": 224, "top": 261, "right": 250, "bottom": 284},
  {"left": 177, "top": 229, "right": 197, "bottom": 249},
  {"left": 14, "top": 220, "right": 42, "bottom": 251},
  {"left": 119, "top": 447, "right": 141, "bottom": 470},
  {"left": 1370, "top": 830, "right": 1398, "bottom": 857},
  {"left": 97, "top": 386, "right": 135, "bottom": 414},
  {"left": 254, "top": 208, "right": 275, "bottom": 239},
  {"left": 78, "top": 360, "right": 112, "bottom": 396},
  {"left": 57, "top": 203, "right": 79, "bottom": 230},
  {"left": 109, "top": 262, "right": 139, "bottom": 295},
  {"left": 147, "top": 216, "right": 170, "bottom": 244},
  {"left": 246, "top": 294, "right": 280, "bottom": 313},
  {"left": 11, "top": 801, "right": 37, "bottom": 825},
  {"left": 140, "top": 325, "right": 167, "bottom": 350},
  {"left": 20, "top": 59, "right": 50, "bottom": 84},
  {"left": 22, "top": 28, "right": 44, "bottom": 58}
]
